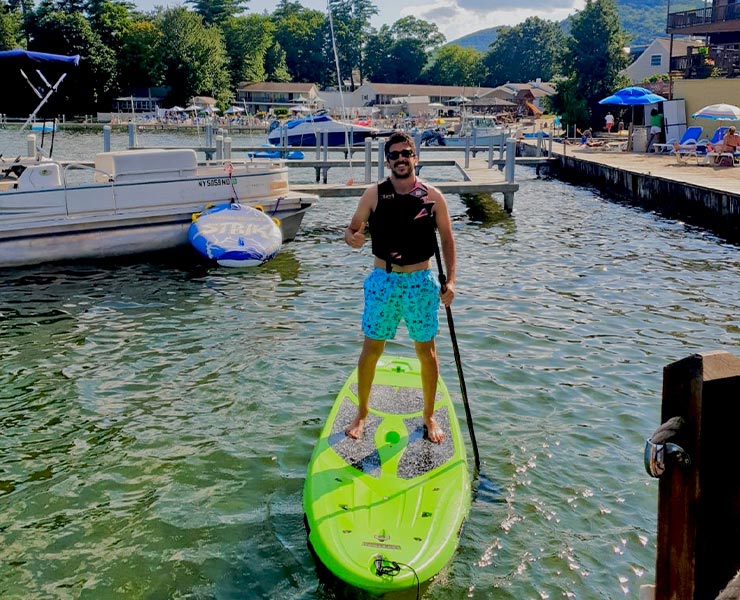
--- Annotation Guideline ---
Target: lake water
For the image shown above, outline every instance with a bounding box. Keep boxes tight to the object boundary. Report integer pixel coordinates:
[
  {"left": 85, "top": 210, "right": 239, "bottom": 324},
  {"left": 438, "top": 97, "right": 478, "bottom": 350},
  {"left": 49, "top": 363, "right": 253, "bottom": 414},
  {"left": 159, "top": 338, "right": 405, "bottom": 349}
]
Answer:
[{"left": 1, "top": 128, "right": 739, "bottom": 599}]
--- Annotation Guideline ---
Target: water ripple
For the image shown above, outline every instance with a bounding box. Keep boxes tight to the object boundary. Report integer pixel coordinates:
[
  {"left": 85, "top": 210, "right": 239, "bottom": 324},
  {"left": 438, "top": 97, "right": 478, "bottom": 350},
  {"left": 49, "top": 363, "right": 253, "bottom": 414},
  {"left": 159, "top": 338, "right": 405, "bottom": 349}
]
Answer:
[{"left": 1, "top": 136, "right": 738, "bottom": 599}]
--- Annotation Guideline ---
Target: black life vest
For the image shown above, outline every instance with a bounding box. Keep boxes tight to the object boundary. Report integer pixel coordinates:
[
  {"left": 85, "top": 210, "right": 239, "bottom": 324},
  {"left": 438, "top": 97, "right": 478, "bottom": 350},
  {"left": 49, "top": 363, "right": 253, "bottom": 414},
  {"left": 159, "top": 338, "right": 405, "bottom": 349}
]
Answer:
[{"left": 369, "top": 178, "right": 436, "bottom": 271}]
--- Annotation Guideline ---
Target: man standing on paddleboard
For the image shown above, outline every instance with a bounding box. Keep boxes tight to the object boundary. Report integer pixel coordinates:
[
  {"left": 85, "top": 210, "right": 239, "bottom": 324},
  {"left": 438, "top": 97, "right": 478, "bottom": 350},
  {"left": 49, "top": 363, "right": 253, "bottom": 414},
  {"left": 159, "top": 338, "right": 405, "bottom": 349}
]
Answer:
[{"left": 344, "top": 131, "right": 456, "bottom": 443}]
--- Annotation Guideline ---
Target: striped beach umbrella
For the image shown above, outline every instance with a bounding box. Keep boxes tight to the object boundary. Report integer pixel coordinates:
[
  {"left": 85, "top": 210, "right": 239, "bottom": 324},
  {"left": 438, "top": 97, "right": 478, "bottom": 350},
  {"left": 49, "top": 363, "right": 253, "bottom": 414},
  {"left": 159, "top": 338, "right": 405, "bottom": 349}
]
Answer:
[{"left": 691, "top": 103, "right": 740, "bottom": 121}]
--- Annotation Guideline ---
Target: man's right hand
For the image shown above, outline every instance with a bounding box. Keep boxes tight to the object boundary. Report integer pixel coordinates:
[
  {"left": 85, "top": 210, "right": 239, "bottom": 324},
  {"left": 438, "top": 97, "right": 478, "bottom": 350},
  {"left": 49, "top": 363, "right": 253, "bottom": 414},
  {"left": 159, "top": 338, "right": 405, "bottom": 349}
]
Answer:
[{"left": 346, "top": 222, "right": 366, "bottom": 248}]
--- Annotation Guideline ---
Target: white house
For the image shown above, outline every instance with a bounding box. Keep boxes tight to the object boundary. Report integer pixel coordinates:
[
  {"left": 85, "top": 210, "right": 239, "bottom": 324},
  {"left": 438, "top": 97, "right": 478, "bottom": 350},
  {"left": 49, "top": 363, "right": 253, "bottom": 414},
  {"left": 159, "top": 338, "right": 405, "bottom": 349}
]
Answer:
[
  {"left": 235, "top": 82, "right": 322, "bottom": 113},
  {"left": 622, "top": 37, "right": 705, "bottom": 83}
]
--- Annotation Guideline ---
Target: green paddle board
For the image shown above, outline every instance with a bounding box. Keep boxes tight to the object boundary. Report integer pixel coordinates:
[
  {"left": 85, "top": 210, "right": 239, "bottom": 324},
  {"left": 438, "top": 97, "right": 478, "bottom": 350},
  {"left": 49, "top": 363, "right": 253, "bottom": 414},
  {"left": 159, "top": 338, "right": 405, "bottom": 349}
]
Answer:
[{"left": 303, "top": 355, "right": 471, "bottom": 593}]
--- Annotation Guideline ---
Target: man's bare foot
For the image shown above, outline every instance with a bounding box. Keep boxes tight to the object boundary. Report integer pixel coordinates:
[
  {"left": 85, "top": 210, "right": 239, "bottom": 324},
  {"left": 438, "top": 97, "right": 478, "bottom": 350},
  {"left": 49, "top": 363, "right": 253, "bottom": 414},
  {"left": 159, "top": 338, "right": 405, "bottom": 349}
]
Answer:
[
  {"left": 424, "top": 418, "right": 445, "bottom": 443},
  {"left": 345, "top": 414, "right": 366, "bottom": 439}
]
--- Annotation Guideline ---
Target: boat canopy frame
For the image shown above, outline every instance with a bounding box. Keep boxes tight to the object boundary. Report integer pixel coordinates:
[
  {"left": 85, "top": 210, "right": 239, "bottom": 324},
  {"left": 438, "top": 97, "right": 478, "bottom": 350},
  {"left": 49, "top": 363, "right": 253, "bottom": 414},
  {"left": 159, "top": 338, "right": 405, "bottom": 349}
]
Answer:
[{"left": 0, "top": 49, "right": 80, "bottom": 130}]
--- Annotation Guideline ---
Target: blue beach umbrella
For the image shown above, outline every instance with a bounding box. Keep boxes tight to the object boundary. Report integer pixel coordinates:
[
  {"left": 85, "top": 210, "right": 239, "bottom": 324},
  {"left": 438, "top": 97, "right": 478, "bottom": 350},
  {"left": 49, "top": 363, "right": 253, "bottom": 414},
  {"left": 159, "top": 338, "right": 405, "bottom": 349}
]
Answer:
[
  {"left": 598, "top": 87, "right": 667, "bottom": 149},
  {"left": 598, "top": 86, "right": 667, "bottom": 106}
]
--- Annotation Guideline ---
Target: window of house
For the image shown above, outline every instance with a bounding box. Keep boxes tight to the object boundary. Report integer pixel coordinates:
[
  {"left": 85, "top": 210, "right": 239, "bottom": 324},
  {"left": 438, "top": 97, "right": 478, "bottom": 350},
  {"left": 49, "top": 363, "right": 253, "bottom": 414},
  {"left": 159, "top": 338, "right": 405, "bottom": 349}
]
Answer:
[{"left": 651, "top": 54, "right": 662, "bottom": 66}]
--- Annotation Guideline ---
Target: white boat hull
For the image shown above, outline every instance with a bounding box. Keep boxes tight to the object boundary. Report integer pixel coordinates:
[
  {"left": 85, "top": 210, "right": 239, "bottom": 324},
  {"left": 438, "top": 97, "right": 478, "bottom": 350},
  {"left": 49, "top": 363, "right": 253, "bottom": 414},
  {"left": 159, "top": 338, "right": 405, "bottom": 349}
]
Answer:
[{"left": 0, "top": 149, "right": 315, "bottom": 268}]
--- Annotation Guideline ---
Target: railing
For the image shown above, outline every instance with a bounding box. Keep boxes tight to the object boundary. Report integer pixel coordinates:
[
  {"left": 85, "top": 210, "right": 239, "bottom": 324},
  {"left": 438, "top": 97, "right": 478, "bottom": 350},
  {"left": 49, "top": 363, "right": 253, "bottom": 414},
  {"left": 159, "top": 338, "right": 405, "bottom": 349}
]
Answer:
[
  {"left": 668, "top": 4, "right": 740, "bottom": 30},
  {"left": 670, "top": 46, "right": 740, "bottom": 78}
]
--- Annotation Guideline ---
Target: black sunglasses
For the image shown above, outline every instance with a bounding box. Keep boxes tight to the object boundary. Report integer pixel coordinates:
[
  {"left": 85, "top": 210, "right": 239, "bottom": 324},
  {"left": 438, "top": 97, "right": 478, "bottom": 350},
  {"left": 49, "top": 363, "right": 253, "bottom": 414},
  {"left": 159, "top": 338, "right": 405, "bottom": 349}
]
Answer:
[{"left": 386, "top": 149, "right": 415, "bottom": 160}]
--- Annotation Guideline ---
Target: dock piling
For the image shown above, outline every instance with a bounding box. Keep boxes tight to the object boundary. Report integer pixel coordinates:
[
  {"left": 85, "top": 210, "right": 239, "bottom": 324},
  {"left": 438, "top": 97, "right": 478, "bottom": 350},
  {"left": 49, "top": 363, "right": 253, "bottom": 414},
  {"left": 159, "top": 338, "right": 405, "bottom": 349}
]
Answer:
[
  {"left": 505, "top": 139, "right": 516, "bottom": 185},
  {"left": 128, "top": 123, "right": 136, "bottom": 148},
  {"left": 650, "top": 351, "right": 740, "bottom": 600},
  {"left": 364, "top": 138, "right": 372, "bottom": 184},
  {"left": 378, "top": 139, "right": 385, "bottom": 181},
  {"left": 215, "top": 135, "right": 223, "bottom": 160}
]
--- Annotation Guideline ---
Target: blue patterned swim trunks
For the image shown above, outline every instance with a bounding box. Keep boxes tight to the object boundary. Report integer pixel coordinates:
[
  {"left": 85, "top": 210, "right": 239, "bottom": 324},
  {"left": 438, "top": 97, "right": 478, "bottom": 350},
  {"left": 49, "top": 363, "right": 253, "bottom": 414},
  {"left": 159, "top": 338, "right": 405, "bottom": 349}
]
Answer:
[{"left": 362, "top": 268, "right": 440, "bottom": 342}]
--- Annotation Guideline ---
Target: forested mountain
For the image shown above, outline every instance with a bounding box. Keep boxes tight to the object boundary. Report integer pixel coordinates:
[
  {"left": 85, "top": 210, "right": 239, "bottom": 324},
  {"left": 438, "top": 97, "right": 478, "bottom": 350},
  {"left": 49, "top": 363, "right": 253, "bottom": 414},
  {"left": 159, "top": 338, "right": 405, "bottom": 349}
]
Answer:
[{"left": 450, "top": 0, "right": 704, "bottom": 51}]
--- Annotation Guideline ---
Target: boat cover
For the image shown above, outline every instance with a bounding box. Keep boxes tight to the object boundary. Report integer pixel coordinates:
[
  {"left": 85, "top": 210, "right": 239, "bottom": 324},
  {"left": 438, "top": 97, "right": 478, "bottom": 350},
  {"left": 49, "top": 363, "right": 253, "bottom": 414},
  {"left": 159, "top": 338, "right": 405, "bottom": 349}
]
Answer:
[{"left": 0, "top": 49, "right": 80, "bottom": 66}]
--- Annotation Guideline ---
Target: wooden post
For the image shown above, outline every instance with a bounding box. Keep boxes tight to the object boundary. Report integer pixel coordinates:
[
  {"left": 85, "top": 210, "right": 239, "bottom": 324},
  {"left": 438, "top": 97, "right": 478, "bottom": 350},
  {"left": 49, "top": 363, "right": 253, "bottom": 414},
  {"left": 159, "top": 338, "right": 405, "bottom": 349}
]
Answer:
[{"left": 655, "top": 351, "right": 740, "bottom": 600}]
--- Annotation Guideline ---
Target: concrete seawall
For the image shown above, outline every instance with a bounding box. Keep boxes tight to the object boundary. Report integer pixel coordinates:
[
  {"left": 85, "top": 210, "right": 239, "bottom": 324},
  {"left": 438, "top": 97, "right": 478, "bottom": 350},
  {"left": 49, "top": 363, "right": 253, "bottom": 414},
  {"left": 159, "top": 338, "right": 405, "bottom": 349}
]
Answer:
[{"left": 520, "top": 142, "right": 740, "bottom": 242}]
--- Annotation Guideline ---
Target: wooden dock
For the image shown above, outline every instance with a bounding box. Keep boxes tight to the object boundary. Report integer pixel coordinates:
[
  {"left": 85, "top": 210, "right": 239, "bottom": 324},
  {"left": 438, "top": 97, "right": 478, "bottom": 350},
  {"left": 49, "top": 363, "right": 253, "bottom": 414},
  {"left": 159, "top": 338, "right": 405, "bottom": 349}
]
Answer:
[
  {"left": 287, "top": 151, "right": 538, "bottom": 212},
  {"left": 518, "top": 139, "right": 740, "bottom": 240}
]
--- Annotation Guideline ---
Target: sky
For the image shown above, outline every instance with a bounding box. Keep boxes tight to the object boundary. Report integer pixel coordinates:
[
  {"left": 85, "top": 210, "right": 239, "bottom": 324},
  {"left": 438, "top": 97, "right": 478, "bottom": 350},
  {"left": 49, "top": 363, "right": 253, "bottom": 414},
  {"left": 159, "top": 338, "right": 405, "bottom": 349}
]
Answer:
[{"left": 136, "top": 0, "right": 587, "bottom": 43}]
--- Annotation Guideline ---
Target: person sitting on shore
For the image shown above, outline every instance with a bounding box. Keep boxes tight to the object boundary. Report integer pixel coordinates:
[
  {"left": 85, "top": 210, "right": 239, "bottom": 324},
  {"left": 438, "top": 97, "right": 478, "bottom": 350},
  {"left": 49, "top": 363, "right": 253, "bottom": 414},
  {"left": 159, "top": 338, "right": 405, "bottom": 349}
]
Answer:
[
  {"left": 575, "top": 128, "right": 605, "bottom": 148},
  {"left": 712, "top": 126, "right": 740, "bottom": 164},
  {"left": 578, "top": 127, "right": 593, "bottom": 144}
]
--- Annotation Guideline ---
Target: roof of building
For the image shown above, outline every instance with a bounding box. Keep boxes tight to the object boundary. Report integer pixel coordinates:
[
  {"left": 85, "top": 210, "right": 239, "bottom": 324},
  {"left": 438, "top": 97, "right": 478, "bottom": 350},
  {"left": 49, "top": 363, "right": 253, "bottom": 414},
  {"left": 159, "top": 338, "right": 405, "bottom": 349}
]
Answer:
[
  {"left": 365, "top": 83, "right": 497, "bottom": 98},
  {"left": 390, "top": 95, "right": 431, "bottom": 104},
  {"left": 653, "top": 36, "right": 706, "bottom": 57},
  {"left": 237, "top": 82, "right": 317, "bottom": 92}
]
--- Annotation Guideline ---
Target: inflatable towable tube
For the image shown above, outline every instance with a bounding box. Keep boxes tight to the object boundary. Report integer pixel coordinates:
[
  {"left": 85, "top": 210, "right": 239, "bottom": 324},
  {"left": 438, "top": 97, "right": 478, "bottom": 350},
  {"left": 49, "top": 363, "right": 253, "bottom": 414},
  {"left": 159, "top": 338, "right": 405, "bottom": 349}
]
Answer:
[{"left": 188, "top": 203, "right": 282, "bottom": 267}]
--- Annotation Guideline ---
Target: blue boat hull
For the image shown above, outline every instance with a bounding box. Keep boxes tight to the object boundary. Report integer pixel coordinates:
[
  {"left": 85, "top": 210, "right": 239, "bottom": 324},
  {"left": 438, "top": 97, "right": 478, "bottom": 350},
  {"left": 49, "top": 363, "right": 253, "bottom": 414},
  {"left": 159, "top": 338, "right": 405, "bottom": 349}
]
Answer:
[{"left": 268, "top": 130, "right": 376, "bottom": 147}]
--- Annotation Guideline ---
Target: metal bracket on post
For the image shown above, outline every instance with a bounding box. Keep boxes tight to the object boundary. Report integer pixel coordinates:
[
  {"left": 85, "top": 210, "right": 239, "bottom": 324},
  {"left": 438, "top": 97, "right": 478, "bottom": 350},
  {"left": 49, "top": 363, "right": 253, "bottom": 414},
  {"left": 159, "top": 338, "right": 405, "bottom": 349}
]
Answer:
[{"left": 644, "top": 416, "right": 691, "bottom": 478}]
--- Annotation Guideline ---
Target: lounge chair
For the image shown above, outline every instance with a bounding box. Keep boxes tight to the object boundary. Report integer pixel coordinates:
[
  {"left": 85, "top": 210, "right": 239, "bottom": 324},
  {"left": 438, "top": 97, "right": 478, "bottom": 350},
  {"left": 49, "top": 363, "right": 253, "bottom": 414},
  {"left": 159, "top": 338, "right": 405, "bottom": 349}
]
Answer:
[
  {"left": 695, "top": 127, "right": 731, "bottom": 165},
  {"left": 654, "top": 126, "right": 703, "bottom": 154}
]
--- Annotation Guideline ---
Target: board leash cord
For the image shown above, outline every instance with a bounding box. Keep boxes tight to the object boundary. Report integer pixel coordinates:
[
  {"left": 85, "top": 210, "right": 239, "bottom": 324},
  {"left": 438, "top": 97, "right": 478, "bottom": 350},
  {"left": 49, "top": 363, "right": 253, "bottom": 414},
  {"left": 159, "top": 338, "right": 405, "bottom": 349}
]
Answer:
[{"left": 374, "top": 555, "right": 421, "bottom": 599}]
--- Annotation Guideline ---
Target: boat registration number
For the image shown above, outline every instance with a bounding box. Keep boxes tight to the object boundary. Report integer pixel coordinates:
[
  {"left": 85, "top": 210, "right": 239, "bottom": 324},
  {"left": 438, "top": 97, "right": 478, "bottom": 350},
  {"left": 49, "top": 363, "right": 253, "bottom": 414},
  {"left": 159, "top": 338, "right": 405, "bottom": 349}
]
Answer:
[{"left": 199, "top": 178, "right": 236, "bottom": 187}]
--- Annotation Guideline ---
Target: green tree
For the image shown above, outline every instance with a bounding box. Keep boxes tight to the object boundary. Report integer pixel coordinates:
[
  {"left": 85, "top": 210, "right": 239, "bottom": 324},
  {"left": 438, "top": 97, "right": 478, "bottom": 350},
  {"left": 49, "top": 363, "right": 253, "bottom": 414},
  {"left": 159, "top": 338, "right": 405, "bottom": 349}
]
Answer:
[
  {"left": 552, "top": 0, "right": 630, "bottom": 128},
  {"left": 388, "top": 37, "right": 426, "bottom": 84},
  {"left": 264, "top": 40, "right": 290, "bottom": 82},
  {"left": 363, "top": 16, "right": 443, "bottom": 84},
  {"left": 327, "top": 0, "right": 377, "bottom": 89},
  {"left": 185, "top": 0, "right": 249, "bottom": 26},
  {"left": 221, "top": 14, "right": 274, "bottom": 84},
  {"left": 157, "top": 7, "right": 231, "bottom": 105},
  {"left": 388, "top": 16, "right": 444, "bottom": 52},
  {"left": 0, "top": 4, "right": 24, "bottom": 49},
  {"left": 118, "top": 18, "right": 163, "bottom": 90},
  {"left": 362, "top": 25, "right": 392, "bottom": 83},
  {"left": 423, "top": 44, "right": 485, "bottom": 86},
  {"left": 483, "top": 17, "right": 565, "bottom": 87},
  {"left": 86, "top": 0, "right": 135, "bottom": 48},
  {"left": 28, "top": 9, "right": 117, "bottom": 114},
  {"left": 271, "top": 1, "right": 327, "bottom": 84}
]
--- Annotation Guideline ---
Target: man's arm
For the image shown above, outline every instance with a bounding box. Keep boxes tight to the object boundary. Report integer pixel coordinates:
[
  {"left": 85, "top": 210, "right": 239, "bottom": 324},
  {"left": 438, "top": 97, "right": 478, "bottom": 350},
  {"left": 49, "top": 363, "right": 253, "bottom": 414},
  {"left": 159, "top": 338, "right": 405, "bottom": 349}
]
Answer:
[{"left": 345, "top": 185, "right": 377, "bottom": 248}]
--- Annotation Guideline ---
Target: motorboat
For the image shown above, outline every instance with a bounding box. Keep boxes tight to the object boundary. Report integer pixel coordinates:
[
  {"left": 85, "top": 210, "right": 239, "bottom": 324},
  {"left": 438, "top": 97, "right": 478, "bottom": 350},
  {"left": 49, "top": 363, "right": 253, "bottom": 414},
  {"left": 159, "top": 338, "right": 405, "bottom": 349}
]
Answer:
[
  {"left": 267, "top": 111, "right": 388, "bottom": 147},
  {"left": 0, "top": 148, "right": 315, "bottom": 268},
  {"left": 421, "top": 116, "right": 512, "bottom": 149}
]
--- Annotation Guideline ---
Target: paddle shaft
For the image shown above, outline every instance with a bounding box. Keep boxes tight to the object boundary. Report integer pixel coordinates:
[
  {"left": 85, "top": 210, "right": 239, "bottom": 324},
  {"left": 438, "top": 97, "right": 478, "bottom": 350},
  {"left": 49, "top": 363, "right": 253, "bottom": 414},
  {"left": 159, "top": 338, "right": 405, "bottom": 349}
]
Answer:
[{"left": 432, "top": 236, "right": 481, "bottom": 475}]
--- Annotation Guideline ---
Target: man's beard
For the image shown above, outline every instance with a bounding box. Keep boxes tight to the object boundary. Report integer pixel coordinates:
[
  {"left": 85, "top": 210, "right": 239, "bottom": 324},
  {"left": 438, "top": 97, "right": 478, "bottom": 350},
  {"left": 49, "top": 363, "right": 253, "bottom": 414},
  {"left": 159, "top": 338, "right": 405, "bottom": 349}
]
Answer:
[{"left": 391, "top": 162, "right": 412, "bottom": 179}]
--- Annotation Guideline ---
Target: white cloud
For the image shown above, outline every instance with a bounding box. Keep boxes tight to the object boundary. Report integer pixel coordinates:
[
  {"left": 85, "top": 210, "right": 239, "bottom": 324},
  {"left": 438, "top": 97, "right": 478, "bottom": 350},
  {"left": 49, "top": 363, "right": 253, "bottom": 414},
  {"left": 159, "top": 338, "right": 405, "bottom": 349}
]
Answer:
[{"left": 403, "top": 0, "right": 586, "bottom": 42}]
